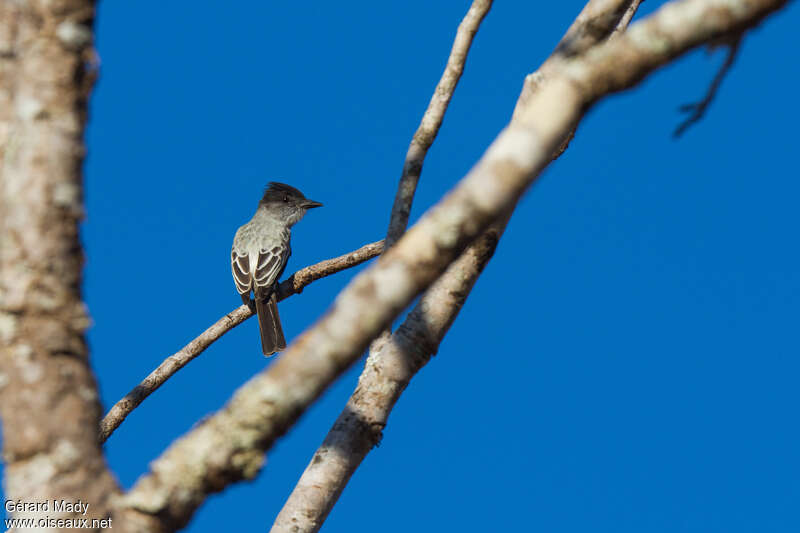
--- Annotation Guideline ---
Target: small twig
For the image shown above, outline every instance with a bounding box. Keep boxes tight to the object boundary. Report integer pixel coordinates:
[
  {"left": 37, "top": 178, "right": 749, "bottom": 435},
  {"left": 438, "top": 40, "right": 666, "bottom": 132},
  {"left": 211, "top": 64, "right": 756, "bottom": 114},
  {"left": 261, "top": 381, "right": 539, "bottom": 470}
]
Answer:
[
  {"left": 674, "top": 35, "right": 742, "bottom": 137},
  {"left": 99, "top": 240, "right": 384, "bottom": 443}
]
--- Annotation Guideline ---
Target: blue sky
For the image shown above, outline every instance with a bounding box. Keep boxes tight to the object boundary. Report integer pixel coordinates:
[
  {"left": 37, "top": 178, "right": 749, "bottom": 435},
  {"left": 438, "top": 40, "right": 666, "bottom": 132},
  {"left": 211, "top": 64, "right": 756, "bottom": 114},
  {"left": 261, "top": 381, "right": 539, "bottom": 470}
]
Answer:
[{"left": 4, "top": 1, "right": 800, "bottom": 531}]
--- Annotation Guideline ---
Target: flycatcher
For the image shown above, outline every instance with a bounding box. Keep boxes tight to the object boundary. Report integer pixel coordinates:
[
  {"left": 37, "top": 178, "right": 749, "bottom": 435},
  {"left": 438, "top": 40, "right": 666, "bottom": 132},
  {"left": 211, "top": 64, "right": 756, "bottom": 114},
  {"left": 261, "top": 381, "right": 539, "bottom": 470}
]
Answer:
[{"left": 231, "top": 182, "right": 323, "bottom": 355}]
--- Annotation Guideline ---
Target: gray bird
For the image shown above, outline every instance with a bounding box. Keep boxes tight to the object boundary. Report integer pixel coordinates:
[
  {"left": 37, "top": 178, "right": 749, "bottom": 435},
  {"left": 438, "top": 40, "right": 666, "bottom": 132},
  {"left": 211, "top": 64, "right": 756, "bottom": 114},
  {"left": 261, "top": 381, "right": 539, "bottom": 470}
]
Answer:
[{"left": 231, "top": 182, "right": 323, "bottom": 355}]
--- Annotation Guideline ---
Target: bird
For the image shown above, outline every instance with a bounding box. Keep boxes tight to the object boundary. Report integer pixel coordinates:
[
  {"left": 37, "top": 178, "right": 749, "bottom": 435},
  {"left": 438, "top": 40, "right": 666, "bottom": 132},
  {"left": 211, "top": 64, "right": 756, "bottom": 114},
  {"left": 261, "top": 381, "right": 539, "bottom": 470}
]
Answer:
[{"left": 231, "top": 182, "right": 323, "bottom": 355}]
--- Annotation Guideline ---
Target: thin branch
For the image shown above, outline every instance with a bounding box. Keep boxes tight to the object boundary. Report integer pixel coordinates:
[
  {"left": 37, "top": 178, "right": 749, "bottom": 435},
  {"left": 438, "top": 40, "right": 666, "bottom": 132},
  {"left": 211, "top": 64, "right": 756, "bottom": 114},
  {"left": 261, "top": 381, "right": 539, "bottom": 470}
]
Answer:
[
  {"left": 612, "top": 0, "right": 645, "bottom": 37},
  {"left": 120, "top": 0, "right": 789, "bottom": 527},
  {"left": 384, "top": 0, "right": 493, "bottom": 249},
  {"left": 99, "top": 240, "right": 384, "bottom": 444},
  {"left": 555, "top": 0, "right": 636, "bottom": 56},
  {"left": 275, "top": 240, "right": 385, "bottom": 301},
  {"left": 271, "top": 1, "right": 647, "bottom": 530},
  {"left": 673, "top": 34, "right": 742, "bottom": 137}
]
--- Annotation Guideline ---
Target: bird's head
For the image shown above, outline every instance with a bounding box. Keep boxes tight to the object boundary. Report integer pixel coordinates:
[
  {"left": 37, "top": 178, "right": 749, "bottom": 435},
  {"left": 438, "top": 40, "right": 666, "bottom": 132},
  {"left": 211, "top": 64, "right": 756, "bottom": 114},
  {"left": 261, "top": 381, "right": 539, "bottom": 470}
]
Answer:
[{"left": 259, "top": 182, "right": 323, "bottom": 226}]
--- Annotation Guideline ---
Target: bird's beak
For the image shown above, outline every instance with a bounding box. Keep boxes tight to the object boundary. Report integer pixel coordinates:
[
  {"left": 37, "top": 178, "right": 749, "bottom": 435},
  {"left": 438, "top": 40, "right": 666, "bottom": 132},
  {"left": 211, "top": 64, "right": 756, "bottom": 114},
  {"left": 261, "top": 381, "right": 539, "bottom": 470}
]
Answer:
[{"left": 302, "top": 199, "right": 323, "bottom": 209}]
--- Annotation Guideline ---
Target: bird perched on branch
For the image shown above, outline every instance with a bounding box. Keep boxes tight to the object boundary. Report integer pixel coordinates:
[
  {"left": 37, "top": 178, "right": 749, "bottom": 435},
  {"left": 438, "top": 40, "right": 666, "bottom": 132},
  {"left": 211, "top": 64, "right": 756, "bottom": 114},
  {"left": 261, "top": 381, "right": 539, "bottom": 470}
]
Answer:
[{"left": 231, "top": 182, "right": 323, "bottom": 355}]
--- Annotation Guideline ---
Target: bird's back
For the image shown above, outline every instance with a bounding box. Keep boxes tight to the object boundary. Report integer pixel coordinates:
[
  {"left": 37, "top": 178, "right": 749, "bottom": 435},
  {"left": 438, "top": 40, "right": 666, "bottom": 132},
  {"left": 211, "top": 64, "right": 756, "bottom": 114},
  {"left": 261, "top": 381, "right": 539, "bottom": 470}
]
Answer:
[{"left": 232, "top": 209, "right": 291, "bottom": 296}]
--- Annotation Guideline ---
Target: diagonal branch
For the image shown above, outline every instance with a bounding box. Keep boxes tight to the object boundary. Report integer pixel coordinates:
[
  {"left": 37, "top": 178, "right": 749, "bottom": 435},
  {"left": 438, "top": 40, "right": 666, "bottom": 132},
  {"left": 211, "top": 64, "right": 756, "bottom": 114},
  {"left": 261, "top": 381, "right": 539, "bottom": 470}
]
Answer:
[
  {"left": 555, "top": 0, "right": 637, "bottom": 56},
  {"left": 99, "top": 240, "right": 384, "bottom": 443},
  {"left": 119, "top": 0, "right": 790, "bottom": 528},
  {"left": 384, "top": 0, "right": 493, "bottom": 249},
  {"left": 271, "top": 2, "right": 648, "bottom": 530},
  {"left": 271, "top": 216, "right": 511, "bottom": 533},
  {"left": 612, "top": 0, "right": 646, "bottom": 37},
  {"left": 513, "top": 0, "right": 639, "bottom": 153}
]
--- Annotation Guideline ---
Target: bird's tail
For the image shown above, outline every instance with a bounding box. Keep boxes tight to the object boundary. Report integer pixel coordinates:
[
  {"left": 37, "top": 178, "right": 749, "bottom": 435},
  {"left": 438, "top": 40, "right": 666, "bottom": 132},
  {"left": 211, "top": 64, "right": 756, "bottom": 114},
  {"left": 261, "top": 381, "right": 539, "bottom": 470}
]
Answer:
[{"left": 255, "top": 292, "right": 286, "bottom": 356}]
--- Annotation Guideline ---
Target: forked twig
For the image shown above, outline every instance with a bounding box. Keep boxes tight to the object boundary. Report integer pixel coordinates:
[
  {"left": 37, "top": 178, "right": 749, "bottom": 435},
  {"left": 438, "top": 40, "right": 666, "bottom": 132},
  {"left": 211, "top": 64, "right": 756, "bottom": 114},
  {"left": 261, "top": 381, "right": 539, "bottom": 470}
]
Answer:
[{"left": 674, "top": 35, "right": 742, "bottom": 137}]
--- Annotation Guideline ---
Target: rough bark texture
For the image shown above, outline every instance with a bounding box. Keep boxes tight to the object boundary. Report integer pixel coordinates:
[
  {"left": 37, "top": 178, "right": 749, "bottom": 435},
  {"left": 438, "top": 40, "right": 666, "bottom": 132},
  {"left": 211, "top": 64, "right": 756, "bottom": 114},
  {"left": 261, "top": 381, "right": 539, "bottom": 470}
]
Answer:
[
  {"left": 0, "top": 0, "right": 119, "bottom": 527},
  {"left": 120, "top": 1, "right": 790, "bottom": 529},
  {"left": 0, "top": 3, "right": 162, "bottom": 532}
]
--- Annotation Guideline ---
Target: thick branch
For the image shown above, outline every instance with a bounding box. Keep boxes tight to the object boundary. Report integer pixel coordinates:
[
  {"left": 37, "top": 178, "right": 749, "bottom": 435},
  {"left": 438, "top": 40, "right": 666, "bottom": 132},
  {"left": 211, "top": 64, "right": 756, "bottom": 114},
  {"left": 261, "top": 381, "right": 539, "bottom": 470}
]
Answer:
[
  {"left": 99, "top": 240, "right": 384, "bottom": 443},
  {"left": 384, "top": 0, "right": 493, "bottom": 249},
  {"left": 0, "top": 1, "right": 137, "bottom": 530},
  {"left": 120, "top": 0, "right": 789, "bottom": 528},
  {"left": 514, "top": 0, "right": 638, "bottom": 126}
]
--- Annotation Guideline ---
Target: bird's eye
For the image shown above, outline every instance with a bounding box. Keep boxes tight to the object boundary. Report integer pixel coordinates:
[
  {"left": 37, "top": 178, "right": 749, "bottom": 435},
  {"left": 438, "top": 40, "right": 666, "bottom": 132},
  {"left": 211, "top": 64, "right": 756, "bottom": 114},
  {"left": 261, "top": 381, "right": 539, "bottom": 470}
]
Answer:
[{"left": 283, "top": 195, "right": 289, "bottom": 203}]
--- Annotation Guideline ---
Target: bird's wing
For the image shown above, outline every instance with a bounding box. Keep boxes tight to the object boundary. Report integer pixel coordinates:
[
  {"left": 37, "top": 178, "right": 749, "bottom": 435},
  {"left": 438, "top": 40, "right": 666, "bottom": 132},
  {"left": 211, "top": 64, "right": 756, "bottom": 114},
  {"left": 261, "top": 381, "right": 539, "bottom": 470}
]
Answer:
[
  {"left": 252, "top": 245, "right": 289, "bottom": 299},
  {"left": 231, "top": 249, "right": 252, "bottom": 295}
]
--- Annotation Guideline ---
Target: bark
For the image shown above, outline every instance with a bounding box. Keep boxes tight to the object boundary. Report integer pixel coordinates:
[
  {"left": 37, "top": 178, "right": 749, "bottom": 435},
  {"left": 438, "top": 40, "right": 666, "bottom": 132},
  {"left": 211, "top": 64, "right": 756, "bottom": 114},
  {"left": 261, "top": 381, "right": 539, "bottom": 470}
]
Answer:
[
  {"left": 0, "top": 0, "right": 117, "bottom": 525},
  {"left": 0, "top": 2, "right": 161, "bottom": 531},
  {"left": 556, "top": 0, "right": 636, "bottom": 55}
]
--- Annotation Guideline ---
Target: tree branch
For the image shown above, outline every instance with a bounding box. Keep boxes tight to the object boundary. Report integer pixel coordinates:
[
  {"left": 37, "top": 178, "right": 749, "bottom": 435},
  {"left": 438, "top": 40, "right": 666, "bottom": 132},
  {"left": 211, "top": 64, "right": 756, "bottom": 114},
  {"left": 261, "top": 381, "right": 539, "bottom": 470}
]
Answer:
[
  {"left": 555, "top": 0, "right": 636, "bottom": 56},
  {"left": 612, "top": 0, "right": 646, "bottom": 37},
  {"left": 673, "top": 34, "right": 742, "bottom": 137},
  {"left": 271, "top": 1, "right": 648, "bottom": 530},
  {"left": 513, "top": 0, "right": 639, "bottom": 146},
  {"left": 99, "top": 240, "right": 384, "bottom": 443},
  {"left": 384, "top": 0, "right": 493, "bottom": 249},
  {"left": 119, "top": 0, "right": 790, "bottom": 528}
]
